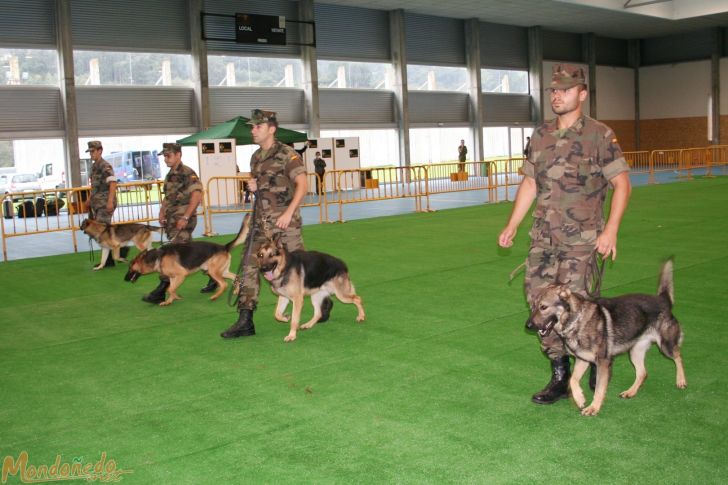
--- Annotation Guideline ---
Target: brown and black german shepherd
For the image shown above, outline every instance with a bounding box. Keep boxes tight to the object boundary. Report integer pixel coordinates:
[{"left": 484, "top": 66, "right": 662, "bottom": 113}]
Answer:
[
  {"left": 257, "top": 234, "right": 365, "bottom": 342},
  {"left": 124, "top": 215, "right": 250, "bottom": 306},
  {"left": 526, "top": 260, "right": 687, "bottom": 416},
  {"left": 81, "top": 218, "right": 163, "bottom": 270}
]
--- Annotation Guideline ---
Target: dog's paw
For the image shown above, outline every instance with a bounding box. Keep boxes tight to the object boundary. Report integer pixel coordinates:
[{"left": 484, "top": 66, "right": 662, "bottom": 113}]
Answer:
[
  {"left": 92, "top": 265, "right": 103, "bottom": 271},
  {"left": 283, "top": 333, "right": 297, "bottom": 342},
  {"left": 580, "top": 405, "right": 600, "bottom": 417},
  {"left": 619, "top": 390, "right": 636, "bottom": 399},
  {"left": 159, "top": 301, "right": 172, "bottom": 306},
  {"left": 676, "top": 380, "right": 687, "bottom": 389},
  {"left": 275, "top": 313, "right": 290, "bottom": 323},
  {"left": 356, "top": 314, "right": 366, "bottom": 322},
  {"left": 300, "top": 322, "right": 315, "bottom": 330}
]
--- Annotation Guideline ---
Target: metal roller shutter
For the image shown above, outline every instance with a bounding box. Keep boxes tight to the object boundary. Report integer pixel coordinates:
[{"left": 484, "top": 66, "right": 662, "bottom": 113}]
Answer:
[
  {"left": 641, "top": 30, "right": 714, "bottom": 65},
  {"left": 314, "top": 4, "right": 390, "bottom": 61},
  {"left": 203, "top": 0, "right": 300, "bottom": 57},
  {"left": 482, "top": 93, "right": 531, "bottom": 123},
  {"left": 479, "top": 22, "right": 528, "bottom": 69},
  {"left": 209, "top": 87, "right": 305, "bottom": 125},
  {"left": 76, "top": 87, "right": 195, "bottom": 132},
  {"left": 596, "top": 36, "right": 629, "bottom": 67},
  {"left": 319, "top": 89, "right": 394, "bottom": 124},
  {"left": 543, "top": 30, "right": 582, "bottom": 62},
  {"left": 70, "top": 0, "right": 189, "bottom": 52},
  {"left": 405, "top": 13, "right": 465, "bottom": 66},
  {"left": 0, "top": 87, "right": 62, "bottom": 133},
  {"left": 408, "top": 91, "right": 469, "bottom": 124},
  {"left": 0, "top": 0, "right": 56, "bottom": 48}
]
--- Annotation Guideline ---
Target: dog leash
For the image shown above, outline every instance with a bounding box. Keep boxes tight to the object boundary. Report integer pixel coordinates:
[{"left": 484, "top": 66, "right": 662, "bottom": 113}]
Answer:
[
  {"left": 227, "top": 191, "right": 260, "bottom": 307},
  {"left": 587, "top": 251, "right": 606, "bottom": 298}
]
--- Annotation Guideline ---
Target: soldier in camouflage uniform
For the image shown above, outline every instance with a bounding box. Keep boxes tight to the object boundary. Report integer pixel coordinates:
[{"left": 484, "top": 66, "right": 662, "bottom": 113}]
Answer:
[
  {"left": 86, "top": 140, "right": 119, "bottom": 267},
  {"left": 498, "top": 64, "right": 632, "bottom": 404},
  {"left": 142, "top": 142, "right": 204, "bottom": 304},
  {"left": 221, "top": 109, "right": 317, "bottom": 339}
]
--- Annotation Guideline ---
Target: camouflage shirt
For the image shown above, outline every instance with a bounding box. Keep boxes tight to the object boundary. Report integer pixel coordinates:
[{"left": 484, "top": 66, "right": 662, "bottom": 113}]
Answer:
[
  {"left": 163, "top": 163, "right": 203, "bottom": 208},
  {"left": 250, "top": 140, "right": 306, "bottom": 228},
  {"left": 522, "top": 115, "right": 630, "bottom": 248},
  {"left": 89, "top": 158, "right": 116, "bottom": 205}
]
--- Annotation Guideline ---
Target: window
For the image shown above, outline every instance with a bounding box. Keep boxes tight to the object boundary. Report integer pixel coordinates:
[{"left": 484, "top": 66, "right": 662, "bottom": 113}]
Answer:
[
  {"left": 208, "top": 55, "right": 303, "bottom": 88},
  {"left": 481, "top": 69, "right": 528, "bottom": 94},
  {"left": 0, "top": 140, "right": 13, "bottom": 168},
  {"left": 409, "top": 127, "right": 472, "bottom": 164},
  {"left": 482, "top": 127, "right": 534, "bottom": 159},
  {"left": 0, "top": 48, "right": 58, "bottom": 86},
  {"left": 74, "top": 51, "right": 193, "bottom": 86},
  {"left": 318, "top": 60, "right": 392, "bottom": 90},
  {"left": 408, "top": 65, "right": 467, "bottom": 92},
  {"left": 4, "top": 138, "right": 64, "bottom": 187},
  {"left": 79, "top": 135, "right": 191, "bottom": 181}
]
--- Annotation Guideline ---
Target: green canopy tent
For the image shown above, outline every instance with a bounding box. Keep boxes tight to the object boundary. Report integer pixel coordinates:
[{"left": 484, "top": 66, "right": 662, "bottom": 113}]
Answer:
[{"left": 176, "top": 116, "right": 308, "bottom": 146}]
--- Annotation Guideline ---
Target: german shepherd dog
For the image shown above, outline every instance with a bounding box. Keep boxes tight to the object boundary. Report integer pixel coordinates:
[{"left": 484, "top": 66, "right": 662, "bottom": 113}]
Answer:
[
  {"left": 526, "top": 260, "right": 686, "bottom": 416},
  {"left": 81, "top": 218, "right": 163, "bottom": 270},
  {"left": 124, "top": 215, "right": 250, "bottom": 306},
  {"left": 257, "top": 234, "right": 366, "bottom": 342}
]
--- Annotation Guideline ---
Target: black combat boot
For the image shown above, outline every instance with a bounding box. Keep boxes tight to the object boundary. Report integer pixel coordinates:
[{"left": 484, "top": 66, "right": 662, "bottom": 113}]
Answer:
[
  {"left": 200, "top": 277, "right": 218, "bottom": 293},
  {"left": 103, "top": 256, "right": 116, "bottom": 268},
  {"left": 531, "top": 356, "right": 570, "bottom": 404},
  {"left": 119, "top": 247, "right": 130, "bottom": 259},
  {"left": 142, "top": 278, "right": 170, "bottom": 304},
  {"left": 317, "top": 297, "right": 334, "bottom": 323},
  {"left": 220, "top": 309, "right": 256, "bottom": 339}
]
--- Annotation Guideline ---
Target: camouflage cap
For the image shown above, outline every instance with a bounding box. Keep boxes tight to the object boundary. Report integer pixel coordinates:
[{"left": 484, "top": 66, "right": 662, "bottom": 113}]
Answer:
[
  {"left": 85, "top": 140, "right": 103, "bottom": 152},
  {"left": 547, "top": 63, "right": 587, "bottom": 90},
  {"left": 160, "top": 142, "right": 182, "bottom": 154},
  {"left": 247, "top": 109, "right": 277, "bottom": 125}
]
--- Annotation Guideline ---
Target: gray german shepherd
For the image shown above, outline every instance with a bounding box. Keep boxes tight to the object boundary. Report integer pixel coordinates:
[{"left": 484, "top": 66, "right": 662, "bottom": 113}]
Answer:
[
  {"left": 257, "top": 234, "right": 366, "bottom": 343},
  {"left": 526, "top": 260, "right": 687, "bottom": 416}
]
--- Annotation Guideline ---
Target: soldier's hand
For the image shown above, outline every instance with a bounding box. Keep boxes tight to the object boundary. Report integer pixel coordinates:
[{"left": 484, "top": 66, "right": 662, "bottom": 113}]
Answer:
[
  {"left": 175, "top": 218, "right": 188, "bottom": 230},
  {"left": 247, "top": 178, "right": 257, "bottom": 192},
  {"left": 276, "top": 212, "right": 293, "bottom": 229},
  {"left": 596, "top": 230, "right": 617, "bottom": 260},
  {"left": 498, "top": 226, "right": 517, "bottom": 248}
]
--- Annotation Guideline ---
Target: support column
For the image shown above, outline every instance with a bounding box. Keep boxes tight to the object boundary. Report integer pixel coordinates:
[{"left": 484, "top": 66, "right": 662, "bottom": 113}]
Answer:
[
  {"left": 581, "top": 32, "right": 596, "bottom": 118},
  {"left": 56, "top": 0, "right": 80, "bottom": 188},
  {"left": 628, "top": 39, "right": 641, "bottom": 151},
  {"left": 189, "top": 0, "right": 210, "bottom": 130},
  {"left": 710, "top": 27, "right": 722, "bottom": 145},
  {"left": 528, "top": 26, "right": 543, "bottom": 124},
  {"left": 465, "top": 19, "right": 483, "bottom": 163},
  {"left": 389, "top": 9, "right": 410, "bottom": 167},
  {"left": 299, "top": 0, "right": 320, "bottom": 138}
]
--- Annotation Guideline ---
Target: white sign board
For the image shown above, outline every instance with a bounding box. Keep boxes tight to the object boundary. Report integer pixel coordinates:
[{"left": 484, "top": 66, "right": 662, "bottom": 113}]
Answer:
[{"left": 197, "top": 138, "right": 238, "bottom": 207}]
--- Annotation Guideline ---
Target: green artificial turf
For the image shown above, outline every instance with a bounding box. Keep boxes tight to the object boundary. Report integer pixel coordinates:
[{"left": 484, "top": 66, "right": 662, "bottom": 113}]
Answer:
[{"left": 1, "top": 177, "right": 727, "bottom": 484}]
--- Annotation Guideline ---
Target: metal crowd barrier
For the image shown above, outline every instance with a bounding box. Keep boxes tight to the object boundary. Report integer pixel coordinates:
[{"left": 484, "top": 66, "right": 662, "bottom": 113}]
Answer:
[{"left": 3, "top": 144, "right": 728, "bottom": 261}]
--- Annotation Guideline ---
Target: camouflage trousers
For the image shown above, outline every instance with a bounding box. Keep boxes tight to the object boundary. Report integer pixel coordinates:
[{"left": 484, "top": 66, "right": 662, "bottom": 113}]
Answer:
[
  {"left": 525, "top": 243, "right": 597, "bottom": 360},
  {"left": 236, "top": 225, "right": 304, "bottom": 311},
  {"left": 164, "top": 206, "right": 196, "bottom": 243},
  {"left": 89, "top": 202, "right": 115, "bottom": 224}
]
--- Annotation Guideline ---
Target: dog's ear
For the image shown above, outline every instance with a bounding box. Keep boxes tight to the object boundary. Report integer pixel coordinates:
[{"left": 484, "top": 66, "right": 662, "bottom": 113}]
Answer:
[{"left": 272, "top": 232, "right": 284, "bottom": 249}]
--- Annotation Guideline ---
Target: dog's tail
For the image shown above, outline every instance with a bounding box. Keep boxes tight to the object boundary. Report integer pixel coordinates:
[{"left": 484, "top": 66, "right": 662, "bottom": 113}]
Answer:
[
  {"left": 657, "top": 258, "right": 674, "bottom": 306},
  {"left": 225, "top": 213, "right": 251, "bottom": 251}
]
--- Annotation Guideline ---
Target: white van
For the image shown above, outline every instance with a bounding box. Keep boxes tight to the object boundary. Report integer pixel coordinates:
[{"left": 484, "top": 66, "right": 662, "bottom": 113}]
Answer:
[{"left": 37, "top": 162, "right": 65, "bottom": 190}]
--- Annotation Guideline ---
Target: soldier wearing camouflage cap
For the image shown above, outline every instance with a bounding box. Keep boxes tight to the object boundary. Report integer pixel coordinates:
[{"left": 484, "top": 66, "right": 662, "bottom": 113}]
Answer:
[
  {"left": 221, "top": 109, "right": 324, "bottom": 339},
  {"left": 142, "top": 142, "right": 204, "bottom": 304},
  {"left": 498, "top": 63, "right": 632, "bottom": 404},
  {"left": 86, "top": 140, "right": 119, "bottom": 267}
]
